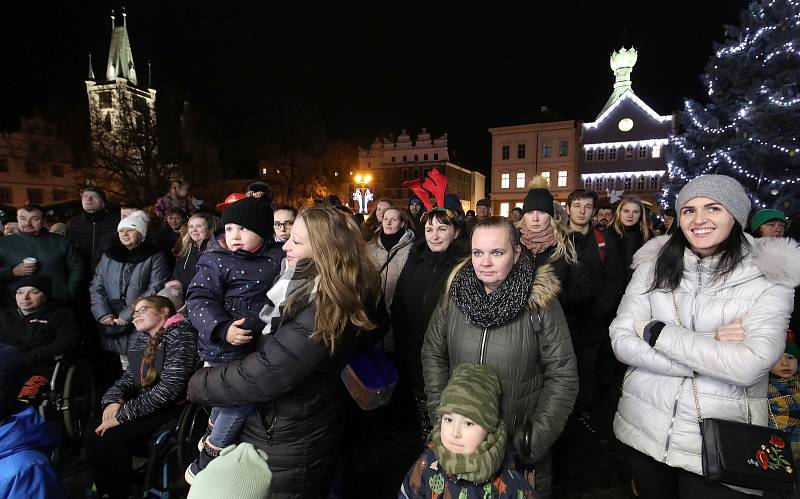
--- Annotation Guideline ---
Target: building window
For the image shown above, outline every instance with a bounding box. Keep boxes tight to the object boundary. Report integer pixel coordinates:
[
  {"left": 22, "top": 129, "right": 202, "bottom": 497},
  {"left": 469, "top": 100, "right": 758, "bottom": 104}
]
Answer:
[
  {"left": 26, "top": 188, "right": 43, "bottom": 205},
  {"left": 558, "top": 171, "right": 568, "bottom": 187},
  {"left": 625, "top": 146, "right": 634, "bottom": 159},
  {"left": 52, "top": 189, "right": 69, "bottom": 201},
  {"left": 433, "top": 153, "right": 439, "bottom": 160},
  {"left": 585, "top": 149, "right": 594, "bottom": 162},
  {"left": 637, "top": 176, "right": 645, "bottom": 190},
  {"left": 99, "top": 91, "right": 113, "bottom": 109},
  {"left": 423, "top": 168, "right": 429, "bottom": 177},
  {"left": 414, "top": 155, "right": 419, "bottom": 162},
  {"left": 542, "top": 143, "right": 551, "bottom": 158},
  {"left": 516, "top": 172, "right": 525, "bottom": 188},
  {"left": 652, "top": 145, "right": 662, "bottom": 158},
  {"left": 608, "top": 148, "right": 617, "bottom": 160},
  {"left": 402, "top": 155, "right": 407, "bottom": 162},
  {"left": 502, "top": 145, "right": 510, "bottom": 160},
  {"left": 639, "top": 146, "right": 647, "bottom": 158},
  {"left": 624, "top": 177, "right": 632, "bottom": 190},
  {"left": 423, "top": 154, "right": 428, "bottom": 161},
  {"left": 517, "top": 144, "right": 526, "bottom": 159},
  {"left": 501, "top": 173, "right": 510, "bottom": 189},
  {"left": 0, "top": 159, "right": 7, "bottom": 173},
  {"left": 0, "top": 187, "right": 11, "bottom": 204},
  {"left": 515, "top": 202, "right": 524, "bottom": 209},
  {"left": 541, "top": 171, "right": 551, "bottom": 186},
  {"left": 559, "top": 141, "right": 568, "bottom": 157},
  {"left": 584, "top": 177, "right": 593, "bottom": 190},
  {"left": 25, "top": 161, "right": 40, "bottom": 175},
  {"left": 51, "top": 164, "right": 64, "bottom": 177},
  {"left": 653, "top": 175, "right": 662, "bottom": 189},
  {"left": 391, "top": 156, "right": 396, "bottom": 162},
  {"left": 500, "top": 203, "right": 510, "bottom": 217},
  {"left": 597, "top": 149, "right": 606, "bottom": 161}
]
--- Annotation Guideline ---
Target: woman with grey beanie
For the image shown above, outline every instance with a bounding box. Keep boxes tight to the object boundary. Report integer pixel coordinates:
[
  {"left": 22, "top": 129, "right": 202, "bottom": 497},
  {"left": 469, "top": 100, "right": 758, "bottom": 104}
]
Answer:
[{"left": 610, "top": 174, "right": 800, "bottom": 498}]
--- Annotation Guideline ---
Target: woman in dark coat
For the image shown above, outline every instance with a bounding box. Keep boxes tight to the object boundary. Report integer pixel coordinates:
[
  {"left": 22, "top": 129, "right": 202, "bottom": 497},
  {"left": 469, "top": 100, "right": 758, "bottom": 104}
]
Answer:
[
  {"left": 187, "top": 207, "right": 383, "bottom": 498},
  {"left": 609, "top": 195, "right": 651, "bottom": 282},
  {"left": 391, "top": 208, "right": 467, "bottom": 442},
  {"left": 171, "top": 213, "right": 217, "bottom": 291}
]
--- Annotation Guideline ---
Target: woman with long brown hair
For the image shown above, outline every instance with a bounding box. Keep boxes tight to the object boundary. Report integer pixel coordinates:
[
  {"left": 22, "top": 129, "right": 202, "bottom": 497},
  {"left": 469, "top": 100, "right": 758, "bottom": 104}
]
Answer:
[
  {"left": 187, "top": 206, "right": 385, "bottom": 497},
  {"left": 85, "top": 295, "right": 198, "bottom": 499},
  {"left": 360, "top": 197, "right": 393, "bottom": 241}
]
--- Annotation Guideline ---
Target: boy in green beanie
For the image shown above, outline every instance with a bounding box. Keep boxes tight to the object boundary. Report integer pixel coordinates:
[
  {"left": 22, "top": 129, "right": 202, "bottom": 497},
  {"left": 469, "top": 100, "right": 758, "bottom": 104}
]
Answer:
[
  {"left": 768, "top": 331, "right": 800, "bottom": 458},
  {"left": 400, "top": 364, "right": 534, "bottom": 498}
]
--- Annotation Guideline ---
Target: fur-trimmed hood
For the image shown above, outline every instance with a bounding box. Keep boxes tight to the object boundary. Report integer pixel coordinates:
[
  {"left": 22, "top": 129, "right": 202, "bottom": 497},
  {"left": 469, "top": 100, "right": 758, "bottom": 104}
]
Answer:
[
  {"left": 631, "top": 234, "right": 800, "bottom": 288},
  {"left": 528, "top": 263, "right": 561, "bottom": 310}
]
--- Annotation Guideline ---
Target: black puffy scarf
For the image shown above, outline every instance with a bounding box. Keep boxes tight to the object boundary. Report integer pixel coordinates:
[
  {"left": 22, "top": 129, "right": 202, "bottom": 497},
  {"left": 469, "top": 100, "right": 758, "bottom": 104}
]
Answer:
[{"left": 449, "top": 252, "right": 535, "bottom": 328}]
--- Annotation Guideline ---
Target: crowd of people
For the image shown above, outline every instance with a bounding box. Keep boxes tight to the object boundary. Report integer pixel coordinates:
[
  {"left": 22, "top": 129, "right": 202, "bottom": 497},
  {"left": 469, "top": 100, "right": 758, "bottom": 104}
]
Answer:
[{"left": 0, "top": 174, "right": 799, "bottom": 499}]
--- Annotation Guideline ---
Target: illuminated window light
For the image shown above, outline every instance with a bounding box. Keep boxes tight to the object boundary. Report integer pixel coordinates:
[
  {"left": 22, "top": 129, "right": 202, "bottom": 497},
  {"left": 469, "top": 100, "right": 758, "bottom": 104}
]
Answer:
[
  {"left": 583, "top": 138, "right": 669, "bottom": 151},
  {"left": 581, "top": 170, "right": 666, "bottom": 181}
]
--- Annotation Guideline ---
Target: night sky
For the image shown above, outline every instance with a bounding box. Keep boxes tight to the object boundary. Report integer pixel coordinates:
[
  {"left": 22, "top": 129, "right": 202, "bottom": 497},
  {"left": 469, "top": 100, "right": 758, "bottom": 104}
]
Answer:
[{"left": 3, "top": 1, "right": 748, "bottom": 176}]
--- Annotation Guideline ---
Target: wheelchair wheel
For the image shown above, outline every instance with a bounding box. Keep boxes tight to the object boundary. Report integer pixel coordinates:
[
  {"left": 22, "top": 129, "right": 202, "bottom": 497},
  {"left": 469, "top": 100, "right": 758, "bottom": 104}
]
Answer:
[
  {"left": 175, "top": 404, "right": 211, "bottom": 469},
  {"left": 62, "top": 360, "right": 97, "bottom": 440}
]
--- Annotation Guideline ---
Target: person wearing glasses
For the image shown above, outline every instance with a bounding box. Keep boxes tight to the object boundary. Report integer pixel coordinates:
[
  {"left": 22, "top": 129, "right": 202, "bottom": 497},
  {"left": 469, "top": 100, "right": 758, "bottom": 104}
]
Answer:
[
  {"left": 272, "top": 204, "right": 297, "bottom": 244},
  {"left": 85, "top": 295, "right": 198, "bottom": 499},
  {"left": 392, "top": 207, "right": 467, "bottom": 444}
]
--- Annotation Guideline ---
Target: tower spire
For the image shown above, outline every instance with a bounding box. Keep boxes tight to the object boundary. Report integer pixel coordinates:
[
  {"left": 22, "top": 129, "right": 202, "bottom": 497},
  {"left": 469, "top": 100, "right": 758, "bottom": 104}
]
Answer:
[
  {"left": 122, "top": 6, "right": 127, "bottom": 27},
  {"left": 105, "top": 6, "right": 138, "bottom": 84},
  {"left": 88, "top": 53, "right": 95, "bottom": 80},
  {"left": 148, "top": 60, "right": 152, "bottom": 88},
  {"left": 110, "top": 9, "right": 115, "bottom": 29}
]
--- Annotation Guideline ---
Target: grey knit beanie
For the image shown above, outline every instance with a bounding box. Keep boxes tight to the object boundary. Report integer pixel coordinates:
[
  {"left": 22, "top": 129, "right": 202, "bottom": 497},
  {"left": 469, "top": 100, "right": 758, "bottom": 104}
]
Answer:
[
  {"left": 675, "top": 175, "right": 751, "bottom": 228},
  {"left": 187, "top": 443, "right": 271, "bottom": 499}
]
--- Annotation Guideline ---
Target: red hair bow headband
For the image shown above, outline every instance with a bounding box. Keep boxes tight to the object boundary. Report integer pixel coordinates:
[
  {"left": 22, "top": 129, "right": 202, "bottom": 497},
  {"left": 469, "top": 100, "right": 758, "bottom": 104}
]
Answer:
[{"left": 402, "top": 168, "right": 448, "bottom": 212}]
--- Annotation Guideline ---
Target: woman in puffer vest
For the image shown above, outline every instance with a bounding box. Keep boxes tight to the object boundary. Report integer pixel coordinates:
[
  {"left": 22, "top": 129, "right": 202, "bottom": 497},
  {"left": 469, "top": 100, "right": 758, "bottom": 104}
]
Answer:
[{"left": 611, "top": 175, "right": 800, "bottom": 498}]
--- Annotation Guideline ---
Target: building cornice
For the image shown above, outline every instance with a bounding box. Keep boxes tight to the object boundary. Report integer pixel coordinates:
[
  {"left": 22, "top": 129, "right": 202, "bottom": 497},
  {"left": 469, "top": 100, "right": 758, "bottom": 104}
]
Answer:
[{"left": 488, "top": 121, "right": 576, "bottom": 135}]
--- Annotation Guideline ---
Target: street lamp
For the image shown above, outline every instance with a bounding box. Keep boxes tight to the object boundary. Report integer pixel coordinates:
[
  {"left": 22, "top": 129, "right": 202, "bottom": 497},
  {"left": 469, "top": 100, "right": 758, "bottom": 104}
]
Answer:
[{"left": 352, "top": 173, "right": 373, "bottom": 214}]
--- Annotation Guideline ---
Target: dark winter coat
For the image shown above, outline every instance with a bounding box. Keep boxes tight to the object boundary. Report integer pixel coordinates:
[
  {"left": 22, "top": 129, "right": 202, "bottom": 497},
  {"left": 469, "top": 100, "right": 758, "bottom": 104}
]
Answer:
[
  {"left": 186, "top": 243, "right": 284, "bottom": 364},
  {"left": 0, "top": 231, "right": 83, "bottom": 304},
  {"left": 422, "top": 264, "right": 578, "bottom": 467},
  {"left": 171, "top": 239, "right": 209, "bottom": 291},
  {"left": 101, "top": 316, "right": 198, "bottom": 424},
  {"left": 0, "top": 406, "right": 62, "bottom": 499},
  {"left": 153, "top": 226, "right": 180, "bottom": 270},
  {"left": 610, "top": 225, "right": 646, "bottom": 282},
  {"left": 567, "top": 228, "right": 626, "bottom": 349},
  {"left": 392, "top": 238, "right": 468, "bottom": 392},
  {"left": 0, "top": 299, "right": 80, "bottom": 375},
  {"left": 527, "top": 244, "right": 595, "bottom": 319},
  {"left": 89, "top": 240, "right": 170, "bottom": 355},
  {"left": 187, "top": 299, "right": 381, "bottom": 499},
  {"left": 66, "top": 208, "right": 120, "bottom": 276},
  {"left": 400, "top": 447, "right": 534, "bottom": 499}
]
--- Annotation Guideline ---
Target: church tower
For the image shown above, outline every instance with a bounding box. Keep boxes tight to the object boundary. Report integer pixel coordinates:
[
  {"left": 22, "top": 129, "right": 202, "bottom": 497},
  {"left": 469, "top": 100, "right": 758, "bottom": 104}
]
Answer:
[{"left": 85, "top": 8, "right": 156, "bottom": 143}]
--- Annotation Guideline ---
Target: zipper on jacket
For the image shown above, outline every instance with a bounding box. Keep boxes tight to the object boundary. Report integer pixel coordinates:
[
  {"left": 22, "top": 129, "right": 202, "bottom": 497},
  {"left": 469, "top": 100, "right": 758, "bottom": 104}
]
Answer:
[
  {"left": 478, "top": 327, "right": 489, "bottom": 364},
  {"left": 662, "top": 377, "right": 688, "bottom": 462}
]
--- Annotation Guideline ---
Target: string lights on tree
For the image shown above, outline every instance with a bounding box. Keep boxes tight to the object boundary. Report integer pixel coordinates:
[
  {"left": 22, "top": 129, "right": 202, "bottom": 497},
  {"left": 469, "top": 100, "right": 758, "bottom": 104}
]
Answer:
[{"left": 664, "top": 0, "right": 800, "bottom": 215}]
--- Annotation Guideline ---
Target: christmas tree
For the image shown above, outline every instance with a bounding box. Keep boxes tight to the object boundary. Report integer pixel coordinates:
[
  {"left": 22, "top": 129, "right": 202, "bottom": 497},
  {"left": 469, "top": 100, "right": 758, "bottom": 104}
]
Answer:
[{"left": 665, "top": 0, "right": 800, "bottom": 216}]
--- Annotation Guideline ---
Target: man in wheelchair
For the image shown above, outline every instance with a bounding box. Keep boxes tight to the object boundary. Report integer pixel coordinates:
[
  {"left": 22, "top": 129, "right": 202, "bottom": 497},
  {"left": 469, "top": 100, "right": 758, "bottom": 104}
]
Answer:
[
  {"left": 0, "top": 275, "right": 80, "bottom": 404},
  {"left": 0, "top": 344, "right": 62, "bottom": 498}
]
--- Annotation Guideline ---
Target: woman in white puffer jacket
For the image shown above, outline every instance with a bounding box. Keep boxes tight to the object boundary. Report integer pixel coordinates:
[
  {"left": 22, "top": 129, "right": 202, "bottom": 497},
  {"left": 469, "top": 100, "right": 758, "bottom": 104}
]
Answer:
[{"left": 610, "top": 175, "right": 800, "bottom": 498}]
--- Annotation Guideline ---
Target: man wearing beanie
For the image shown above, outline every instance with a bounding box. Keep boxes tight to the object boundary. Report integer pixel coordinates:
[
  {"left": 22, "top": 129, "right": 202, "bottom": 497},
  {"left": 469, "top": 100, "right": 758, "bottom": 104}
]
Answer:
[
  {"left": 751, "top": 208, "right": 788, "bottom": 238},
  {"left": 67, "top": 186, "right": 120, "bottom": 275},
  {"left": 0, "top": 275, "right": 80, "bottom": 394},
  {"left": 400, "top": 364, "right": 534, "bottom": 498},
  {"left": 0, "top": 345, "right": 63, "bottom": 499}
]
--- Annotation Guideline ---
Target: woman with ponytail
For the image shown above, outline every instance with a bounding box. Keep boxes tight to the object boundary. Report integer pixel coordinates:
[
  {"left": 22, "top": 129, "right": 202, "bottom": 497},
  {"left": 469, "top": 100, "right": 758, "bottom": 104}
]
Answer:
[
  {"left": 188, "top": 206, "right": 386, "bottom": 497},
  {"left": 85, "top": 295, "right": 198, "bottom": 499}
]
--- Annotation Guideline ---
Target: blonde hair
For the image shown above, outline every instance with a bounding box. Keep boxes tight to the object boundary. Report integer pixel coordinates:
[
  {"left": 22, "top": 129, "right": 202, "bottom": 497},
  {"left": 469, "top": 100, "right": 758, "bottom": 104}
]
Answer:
[
  {"left": 516, "top": 207, "right": 578, "bottom": 265},
  {"left": 283, "top": 206, "right": 382, "bottom": 353},
  {"left": 175, "top": 213, "right": 218, "bottom": 257},
  {"left": 612, "top": 195, "right": 651, "bottom": 241}
]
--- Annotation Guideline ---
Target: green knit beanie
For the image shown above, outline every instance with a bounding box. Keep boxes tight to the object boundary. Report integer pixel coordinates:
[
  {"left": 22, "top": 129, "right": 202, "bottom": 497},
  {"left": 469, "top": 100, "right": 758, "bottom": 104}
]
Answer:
[
  {"left": 436, "top": 364, "right": 501, "bottom": 432},
  {"left": 786, "top": 340, "right": 800, "bottom": 360}
]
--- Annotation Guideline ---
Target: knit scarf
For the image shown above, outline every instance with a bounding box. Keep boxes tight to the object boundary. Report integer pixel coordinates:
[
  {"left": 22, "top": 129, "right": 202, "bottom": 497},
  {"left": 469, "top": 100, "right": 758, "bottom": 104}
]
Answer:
[
  {"left": 432, "top": 421, "right": 507, "bottom": 484},
  {"left": 258, "top": 259, "right": 319, "bottom": 334},
  {"left": 520, "top": 224, "right": 556, "bottom": 255},
  {"left": 768, "top": 375, "right": 800, "bottom": 458},
  {"left": 449, "top": 252, "right": 534, "bottom": 328}
]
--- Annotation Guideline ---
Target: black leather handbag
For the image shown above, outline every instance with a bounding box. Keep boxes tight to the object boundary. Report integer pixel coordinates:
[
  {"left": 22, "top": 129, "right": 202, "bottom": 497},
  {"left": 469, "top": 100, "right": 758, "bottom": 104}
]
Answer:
[{"left": 691, "top": 376, "right": 795, "bottom": 493}]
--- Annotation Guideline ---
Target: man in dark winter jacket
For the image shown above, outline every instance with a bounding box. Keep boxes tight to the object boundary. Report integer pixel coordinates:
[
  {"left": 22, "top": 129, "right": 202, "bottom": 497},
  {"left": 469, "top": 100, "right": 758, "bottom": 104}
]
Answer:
[
  {"left": 565, "top": 189, "right": 624, "bottom": 436},
  {"left": 0, "top": 345, "right": 62, "bottom": 499},
  {"left": 0, "top": 275, "right": 80, "bottom": 382},
  {"left": 0, "top": 205, "right": 83, "bottom": 305},
  {"left": 66, "top": 186, "right": 120, "bottom": 277}
]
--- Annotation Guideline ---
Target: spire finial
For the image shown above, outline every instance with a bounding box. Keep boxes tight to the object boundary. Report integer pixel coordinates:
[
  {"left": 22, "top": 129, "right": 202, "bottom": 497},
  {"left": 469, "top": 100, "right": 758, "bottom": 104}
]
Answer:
[
  {"left": 122, "top": 6, "right": 127, "bottom": 26},
  {"left": 88, "top": 53, "right": 95, "bottom": 80},
  {"left": 110, "top": 9, "right": 115, "bottom": 28},
  {"left": 148, "top": 60, "right": 152, "bottom": 88}
]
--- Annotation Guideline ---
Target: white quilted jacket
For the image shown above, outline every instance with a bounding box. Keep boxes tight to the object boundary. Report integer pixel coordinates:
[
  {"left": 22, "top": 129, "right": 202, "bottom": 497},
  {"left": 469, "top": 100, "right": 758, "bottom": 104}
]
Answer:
[{"left": 611, "top": 235, "right": 800, "bottom": 482}]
